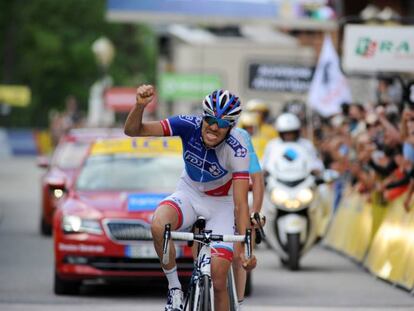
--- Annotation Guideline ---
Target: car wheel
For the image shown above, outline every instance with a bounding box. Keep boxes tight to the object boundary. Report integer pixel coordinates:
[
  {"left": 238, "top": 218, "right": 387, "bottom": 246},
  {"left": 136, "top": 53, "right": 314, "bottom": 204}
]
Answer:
[
  {"left": 54, "top": 272, "right": 81, "bottom": 295},
  {"left": 40, "top": 215, "right": 52, "bottom": 236}
]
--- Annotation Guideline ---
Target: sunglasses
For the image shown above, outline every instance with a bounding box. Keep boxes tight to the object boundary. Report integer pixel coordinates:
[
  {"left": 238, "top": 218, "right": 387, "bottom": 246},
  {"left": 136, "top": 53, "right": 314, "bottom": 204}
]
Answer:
[{"left": 203, "top": 116, "right": 232, "bottom": 128}]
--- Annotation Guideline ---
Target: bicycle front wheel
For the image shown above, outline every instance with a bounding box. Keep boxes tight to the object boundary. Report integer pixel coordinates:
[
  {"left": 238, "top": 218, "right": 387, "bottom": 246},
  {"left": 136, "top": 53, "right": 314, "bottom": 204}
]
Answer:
[{"left": 200, "top": 275, "right": 212, "bottom": 311}]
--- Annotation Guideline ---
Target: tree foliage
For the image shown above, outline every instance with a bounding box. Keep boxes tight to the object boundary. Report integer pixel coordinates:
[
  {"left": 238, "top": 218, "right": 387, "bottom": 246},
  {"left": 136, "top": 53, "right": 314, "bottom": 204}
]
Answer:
[{"left": 0, "top": 0, "right": 157, "bottom": 127}]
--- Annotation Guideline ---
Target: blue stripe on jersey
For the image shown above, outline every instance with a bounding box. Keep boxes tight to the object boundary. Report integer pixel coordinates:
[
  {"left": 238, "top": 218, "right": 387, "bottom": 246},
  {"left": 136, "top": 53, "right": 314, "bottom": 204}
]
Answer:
[{"left": 235, "top": 128, "right": 261, "bottom": 174}]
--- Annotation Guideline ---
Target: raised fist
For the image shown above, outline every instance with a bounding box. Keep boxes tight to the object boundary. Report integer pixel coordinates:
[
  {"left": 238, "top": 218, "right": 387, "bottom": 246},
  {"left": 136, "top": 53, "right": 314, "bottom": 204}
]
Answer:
[{"left": 136, "top": 84, "right": 155, "bottom": 108}]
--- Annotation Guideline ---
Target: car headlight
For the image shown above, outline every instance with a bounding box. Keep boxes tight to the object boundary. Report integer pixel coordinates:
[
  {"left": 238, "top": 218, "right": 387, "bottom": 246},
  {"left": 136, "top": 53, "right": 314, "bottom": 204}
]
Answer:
[
  {"left": 53, "top": 189, "right": 64, "bottom": 199},
  {"left": 297, "top": 188, "right": 313, "bottom": 205},
  {"left": 62, "top": 215, "right": 103, "bottom": 235},
  {"left": 271, "top": 189, "right": 289, "bottom": 205}
]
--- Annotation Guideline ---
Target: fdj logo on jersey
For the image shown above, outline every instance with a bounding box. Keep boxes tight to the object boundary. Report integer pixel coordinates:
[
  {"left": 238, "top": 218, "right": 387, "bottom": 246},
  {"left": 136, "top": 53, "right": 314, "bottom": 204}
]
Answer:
[
  {"left": 355, "top": 37, "right": 411, "bottom": 58},
  {"left": 184, "top": 151, "right": 225, "bottom": 177},
  {"left": 227, "top": 136, "right": 247, "bottom": 158}
]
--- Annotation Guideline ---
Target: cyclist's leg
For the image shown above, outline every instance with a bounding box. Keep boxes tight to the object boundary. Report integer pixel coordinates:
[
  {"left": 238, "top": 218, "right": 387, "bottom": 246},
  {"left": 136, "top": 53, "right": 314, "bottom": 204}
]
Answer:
[
  {"left": 151, "top": 190, "right": 197, "bottom": 274},
  {"left": 211, "top": 256, "right": 231, "bottom": 311},
  {"left": 232, "top": 242, "right": 246, "bottom": 303}
]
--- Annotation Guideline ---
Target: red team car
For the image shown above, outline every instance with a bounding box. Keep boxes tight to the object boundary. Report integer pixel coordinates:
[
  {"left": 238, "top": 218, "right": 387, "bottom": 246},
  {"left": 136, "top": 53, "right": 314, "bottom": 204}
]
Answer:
[
  {"left": 53, "top": 137, "right": 193, "bottom": 295},
  {"left": 38, "top": 128, "right": 124, "bottom": 235}
]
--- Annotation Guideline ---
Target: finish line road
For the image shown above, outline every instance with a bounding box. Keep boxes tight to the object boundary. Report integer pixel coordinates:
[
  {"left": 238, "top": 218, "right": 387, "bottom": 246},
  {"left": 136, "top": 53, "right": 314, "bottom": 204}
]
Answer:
[{"left": 0, "top": 158, "right": 412, "bottom": 310}]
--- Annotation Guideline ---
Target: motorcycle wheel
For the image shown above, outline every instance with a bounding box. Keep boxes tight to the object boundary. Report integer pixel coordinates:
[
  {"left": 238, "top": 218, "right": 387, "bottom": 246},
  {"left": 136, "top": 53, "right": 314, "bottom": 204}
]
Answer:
[{"left": 287, "top": 233, "right": 300, "bottom": 271}]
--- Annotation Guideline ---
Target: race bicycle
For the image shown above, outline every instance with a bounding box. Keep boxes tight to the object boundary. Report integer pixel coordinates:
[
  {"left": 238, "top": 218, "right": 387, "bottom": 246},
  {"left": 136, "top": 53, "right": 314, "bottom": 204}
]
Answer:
[{"left": 162, "top": 217, "right": 252, "bottom": 311}]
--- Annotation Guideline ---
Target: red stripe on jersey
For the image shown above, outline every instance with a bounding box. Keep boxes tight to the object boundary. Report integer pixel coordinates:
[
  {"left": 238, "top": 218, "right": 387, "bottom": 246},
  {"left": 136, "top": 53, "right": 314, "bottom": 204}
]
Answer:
[
  {"left": 160, "top": 119, "right": 172, "bottom": 136},
  {"left": 204, "top": 178, "right": 233, "bottom": 196},
  {"left": 232, "top": 172, "right": 249, "bottom": 180},
  {"left": 212, "top": 247, "right": 233, "bottom": 262},
  {"left": 159, "top": 200, "right": 183, "bottom": 229}
]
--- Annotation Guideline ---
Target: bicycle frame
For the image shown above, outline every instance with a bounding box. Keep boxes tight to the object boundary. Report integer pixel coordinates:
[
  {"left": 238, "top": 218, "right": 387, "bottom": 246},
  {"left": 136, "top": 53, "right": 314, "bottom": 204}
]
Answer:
[
  {"left": 190, "top": 243, "right": 215, "bottom": 311},
  {"left": 162, "top": 224, "right": 252, "bottom": 311}
]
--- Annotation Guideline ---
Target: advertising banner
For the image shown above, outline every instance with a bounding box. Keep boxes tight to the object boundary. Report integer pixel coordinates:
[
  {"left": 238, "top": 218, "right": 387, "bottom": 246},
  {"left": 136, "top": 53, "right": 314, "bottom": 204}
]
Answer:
[
  {"left": 107, "top": 0, "right": 278, "bottom": 23},
  {"left": 0, "top": 85, "right": 31, "bottom": 107},
  {"left": 343, "top": 25, "right": 414, "bottom": 73},
  {"left": 248, "top": 63, "right": 313, "bottom": 93},
  {"left": 159, "top": 73, "right": 221, "bottom": 101}
]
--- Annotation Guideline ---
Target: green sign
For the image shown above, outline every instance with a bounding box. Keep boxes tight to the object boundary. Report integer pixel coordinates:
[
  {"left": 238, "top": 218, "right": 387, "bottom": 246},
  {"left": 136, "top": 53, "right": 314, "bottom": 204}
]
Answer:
[
  {"left": 0, "top": 85, "right": 31, "bottom": 107},
  {"left": 159, "top": 73, "right": 221, "bottom": 101}
]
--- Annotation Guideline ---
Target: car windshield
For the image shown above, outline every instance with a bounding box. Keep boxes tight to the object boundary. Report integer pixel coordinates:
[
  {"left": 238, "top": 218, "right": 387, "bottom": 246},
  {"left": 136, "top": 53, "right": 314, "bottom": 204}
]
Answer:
[
  {"left": 52, "top": 142, "right": 90, "bottom": 169},
  {"left": 75, "top": 154, "right": 183, "bottom": 191}
]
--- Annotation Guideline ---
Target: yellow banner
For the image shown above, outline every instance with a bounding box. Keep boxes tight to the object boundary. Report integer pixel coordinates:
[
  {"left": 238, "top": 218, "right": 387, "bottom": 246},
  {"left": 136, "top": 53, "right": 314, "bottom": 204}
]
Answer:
[
  {"left": 0, "top": 85, "right": 31, "bottom": 107},
  {"left": 364, "top": 194, "right": 414, "bottom": 290},
  {"left": 323, "top": 187, "right": 372, "bottom": 262},
  {"left": 91, "top": 137, "right": 182, "bottom": 156}
]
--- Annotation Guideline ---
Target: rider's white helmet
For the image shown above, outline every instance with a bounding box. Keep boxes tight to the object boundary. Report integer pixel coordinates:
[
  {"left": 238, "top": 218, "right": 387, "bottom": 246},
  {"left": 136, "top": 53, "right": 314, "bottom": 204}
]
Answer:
[{"left": 275, "top": 113, "right": 301, "bottom": 133}]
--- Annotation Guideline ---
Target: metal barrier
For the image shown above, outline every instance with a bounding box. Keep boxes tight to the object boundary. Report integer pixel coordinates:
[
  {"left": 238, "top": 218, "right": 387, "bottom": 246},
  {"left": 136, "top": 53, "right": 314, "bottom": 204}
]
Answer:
[
  {"left": 324, "top": 185, "right": 414, "bottom": 291},
  {"left": 0, "top": 128, "right": 52, "bottom": 157}
]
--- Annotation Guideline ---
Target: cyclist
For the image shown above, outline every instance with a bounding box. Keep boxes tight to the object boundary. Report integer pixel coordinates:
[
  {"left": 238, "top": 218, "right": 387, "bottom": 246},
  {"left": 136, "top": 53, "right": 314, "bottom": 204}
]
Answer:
[
  {"left": 233, "top": 126, "right": 265, "bottom": 308},
  {"left": 124, "top": 84, "right": 257, "bottom": 311},
  {"left": 245, "top": 99, "right": 277, "bottom": 140},
  {"left": 237, "top": 112, "right": 260, "bottom": 137}
]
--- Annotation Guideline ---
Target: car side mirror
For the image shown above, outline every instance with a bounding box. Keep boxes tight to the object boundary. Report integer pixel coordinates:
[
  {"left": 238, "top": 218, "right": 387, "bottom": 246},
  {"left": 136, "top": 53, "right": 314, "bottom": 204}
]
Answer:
[{"left": 37, "top": 156, "right": 50, "bottom": 169}]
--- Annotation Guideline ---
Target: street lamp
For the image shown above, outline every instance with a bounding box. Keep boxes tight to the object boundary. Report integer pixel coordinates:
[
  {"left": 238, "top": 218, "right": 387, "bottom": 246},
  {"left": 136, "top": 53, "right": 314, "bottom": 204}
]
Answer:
[
  {"left": 87, "top": 36, "right": 116, "bottom": 127},
  {"left": 92, "top": 37, "right": 115, "bottom": 71}
]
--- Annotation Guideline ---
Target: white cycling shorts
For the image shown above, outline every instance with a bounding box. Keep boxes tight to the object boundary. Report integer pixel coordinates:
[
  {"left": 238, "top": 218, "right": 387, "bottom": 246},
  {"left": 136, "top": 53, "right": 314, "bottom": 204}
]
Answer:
[{"left": 159, "top": 179, "right": 235, "bottom": 261}]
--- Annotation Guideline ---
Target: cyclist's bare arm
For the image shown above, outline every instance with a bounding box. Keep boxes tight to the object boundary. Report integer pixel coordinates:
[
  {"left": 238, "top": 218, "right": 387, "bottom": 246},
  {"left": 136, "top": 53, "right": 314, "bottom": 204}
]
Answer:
[
  {"left": 124, "top": 84, "right": 164, "bottom": 137},
  {"left": 233, "top": 179, "right": 250, "bottom": 235},
  {"left": 233, "top": 179, "right": 256, "bottom": 270},
  {"left": 250, "top": 171, "right": 264, "bottom": 214}
]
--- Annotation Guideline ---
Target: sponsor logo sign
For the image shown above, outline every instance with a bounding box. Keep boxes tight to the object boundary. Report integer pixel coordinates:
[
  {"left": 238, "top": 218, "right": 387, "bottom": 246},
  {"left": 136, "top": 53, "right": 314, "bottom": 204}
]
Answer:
[
  {"left": 159, "top": 73, "right": 221, "bottom": 101},
  {"left": 343, "top": 25, "right": 414, "bottom": 73},
  {"left": 248, "top": 63, "right": 313, "bottom": 93},
  {"left": 128, "top": 193, "right": 167, "bottom": 211}
]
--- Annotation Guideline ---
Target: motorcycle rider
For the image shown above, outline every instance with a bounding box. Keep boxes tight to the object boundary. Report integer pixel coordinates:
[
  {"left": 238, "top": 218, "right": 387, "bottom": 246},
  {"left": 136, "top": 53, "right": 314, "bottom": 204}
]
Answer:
[{"left": 262, "top": 112, "right": 324, "bottom": 176}]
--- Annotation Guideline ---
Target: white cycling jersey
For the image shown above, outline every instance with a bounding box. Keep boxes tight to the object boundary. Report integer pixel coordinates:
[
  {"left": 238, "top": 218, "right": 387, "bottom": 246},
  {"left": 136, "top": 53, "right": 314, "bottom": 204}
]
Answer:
[
  {"left": 160, "top": 115, "right": 250, "bottom": 196},
  {"left": 158, "top": 115, "right": 251, "bottom": 261}
]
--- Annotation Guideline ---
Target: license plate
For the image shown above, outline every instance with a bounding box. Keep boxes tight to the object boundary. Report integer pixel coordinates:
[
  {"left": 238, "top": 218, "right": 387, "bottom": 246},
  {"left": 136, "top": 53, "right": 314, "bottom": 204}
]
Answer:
[{"left": 125, "top": 243, "right": 158, "bottom": 258}]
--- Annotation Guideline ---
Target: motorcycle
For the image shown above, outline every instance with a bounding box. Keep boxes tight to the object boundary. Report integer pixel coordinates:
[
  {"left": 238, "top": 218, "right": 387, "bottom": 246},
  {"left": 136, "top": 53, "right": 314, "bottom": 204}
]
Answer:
[{"left": 263, "top": 142, "right": 336, "bottom": 270}]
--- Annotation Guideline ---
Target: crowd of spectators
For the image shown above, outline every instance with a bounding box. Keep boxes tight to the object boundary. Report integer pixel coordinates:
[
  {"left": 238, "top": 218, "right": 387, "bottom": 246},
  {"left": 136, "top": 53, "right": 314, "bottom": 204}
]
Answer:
[
  {"left": 238, "top": 78, "right": 414, "bottom": 214},
  {"left": 313, "top": 88, "right": 414, "bottom": 212}
]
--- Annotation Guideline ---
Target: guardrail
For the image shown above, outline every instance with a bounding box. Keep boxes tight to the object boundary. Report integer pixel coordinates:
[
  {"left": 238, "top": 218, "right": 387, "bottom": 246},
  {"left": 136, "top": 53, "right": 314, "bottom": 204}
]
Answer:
[
  {"left": 323, "top": 186, "right": 414, "bottom": 292},
  {"left": 0, "top": 128, "right": 52, "bottom": 157}
]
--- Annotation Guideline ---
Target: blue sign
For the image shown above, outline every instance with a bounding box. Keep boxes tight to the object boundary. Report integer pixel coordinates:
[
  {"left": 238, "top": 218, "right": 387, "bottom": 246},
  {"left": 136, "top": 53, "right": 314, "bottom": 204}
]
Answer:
[
  {"left": 107, "top": 0, "right": 279, "bottom": 19},
  {"left": 127, "top": 193, "right": 168, "bottom": 212}
]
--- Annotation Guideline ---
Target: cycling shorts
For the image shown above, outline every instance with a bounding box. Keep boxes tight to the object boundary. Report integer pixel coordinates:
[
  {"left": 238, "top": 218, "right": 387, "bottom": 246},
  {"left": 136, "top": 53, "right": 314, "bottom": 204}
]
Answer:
[{"left": 159, "top": 179, "right": 235, "bottom": 262}]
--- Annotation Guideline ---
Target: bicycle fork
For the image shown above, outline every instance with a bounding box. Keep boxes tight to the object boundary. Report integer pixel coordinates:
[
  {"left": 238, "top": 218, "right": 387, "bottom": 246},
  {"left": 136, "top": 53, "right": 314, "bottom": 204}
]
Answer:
[{"left": 196, "top": 244, "right": 214, "bottom": 311}]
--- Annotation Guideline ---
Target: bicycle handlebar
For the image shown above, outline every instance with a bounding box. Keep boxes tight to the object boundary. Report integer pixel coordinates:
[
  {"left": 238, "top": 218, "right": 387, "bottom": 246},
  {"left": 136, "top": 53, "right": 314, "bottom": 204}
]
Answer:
[
  {"left": 162, "top": 225, "right": 252, "bottom": 265},
  {"left": 170, "top": 231, "right": 246, "bottom": 243},
  {"left": 252, "top": 212, "right": 266, "bottom": 244}
]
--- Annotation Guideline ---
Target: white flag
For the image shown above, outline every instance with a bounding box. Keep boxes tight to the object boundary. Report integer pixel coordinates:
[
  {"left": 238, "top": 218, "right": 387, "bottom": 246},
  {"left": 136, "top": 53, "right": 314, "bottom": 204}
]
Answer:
[{"left": 308, "top": 35, "right": 352, "bottom": 117}]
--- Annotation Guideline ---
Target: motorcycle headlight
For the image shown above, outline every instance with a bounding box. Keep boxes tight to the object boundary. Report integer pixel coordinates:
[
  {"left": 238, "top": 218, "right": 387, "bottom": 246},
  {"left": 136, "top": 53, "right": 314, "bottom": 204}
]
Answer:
[
  {"left": 271, "top": 189, "right": 289, "bottom": 205},
  {"left": 62, "top": 215, "right": 103, "bottom": 235},
  {"left": 297, "top": 188, "right": 313, "bottom": 205},
  {"left": 284, "top": 199, "right": 301, "bottom": 209}
]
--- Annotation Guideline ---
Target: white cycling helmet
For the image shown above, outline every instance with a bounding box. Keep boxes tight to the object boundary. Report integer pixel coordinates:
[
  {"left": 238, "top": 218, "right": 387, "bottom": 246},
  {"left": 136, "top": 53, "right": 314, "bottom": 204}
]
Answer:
[
  {"left": 202, "top": 89, "right": 242, "bottom": 125},
  {"left": 275, "top": 113, "right": 301, "bottom": 133}
]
